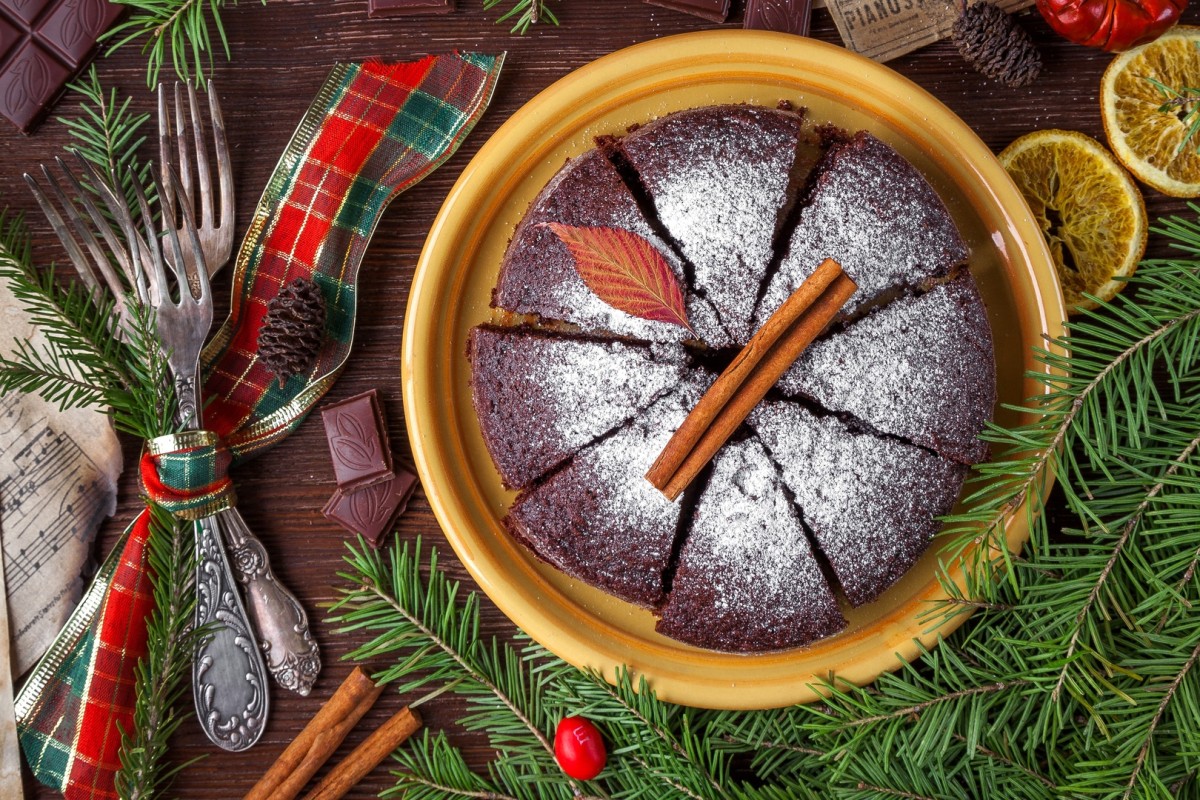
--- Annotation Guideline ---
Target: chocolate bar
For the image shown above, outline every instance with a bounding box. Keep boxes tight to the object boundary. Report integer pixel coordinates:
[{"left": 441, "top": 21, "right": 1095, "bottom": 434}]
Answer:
[
  {"left": 744, "top": 0, "right": 812, "bottom": 36},
  {"left": 367, "top": 0, "right": 454, "bottom": 18},
  {"left": 322, "top": 469, "right": 418, "bottom": 547},
  {"left": 321, "top": 389, "right": 394, "bottom": 490},
  {"left": 643, "top": 0, "right": 730, "bottom": 23},
  {"left": 0, "top": 0, "right": 123, "bottom": 133}
]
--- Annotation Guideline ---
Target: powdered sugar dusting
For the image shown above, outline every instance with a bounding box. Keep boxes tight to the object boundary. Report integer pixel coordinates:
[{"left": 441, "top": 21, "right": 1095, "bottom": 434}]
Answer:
[
  {"left": 778, "top": 273, "right": 996, "bottom": 464},
  {"left": 470, "top": 326, "right": 688, "bottom": 489},
  {"left": 503, "top": 374, "right": 712, "bottom": 607},
  {"left": 494, "top": 148, "right": 729, "bottom": 346},
  {"left": 750, "top": 399, "right": 967, "bottom": 606},
  {"left": 656, "top": 437, "right": 845, "bottom": 652},
  {"left": 756, "top": 132, "right": 969, "bottom": 326},
  {"left": 621, "top": 107, "right": 805, "bottom": 344}
]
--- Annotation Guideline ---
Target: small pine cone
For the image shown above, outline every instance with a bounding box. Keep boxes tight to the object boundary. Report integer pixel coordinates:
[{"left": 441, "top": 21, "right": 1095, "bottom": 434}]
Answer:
[
  {"left": 258, "top": 277, "right": 326, "bottom": 386},
  {"left": 953, "top": 1, "right": 1042, "bottom": 88}
]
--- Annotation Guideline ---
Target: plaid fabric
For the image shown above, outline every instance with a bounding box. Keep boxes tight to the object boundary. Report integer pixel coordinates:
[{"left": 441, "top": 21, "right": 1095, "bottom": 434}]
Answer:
[
  {"left": 141, "top": 431, "right": 236, "bottom": 520},
  {"left": 16, "top": 52, "right": 504, "bottom": 800}
]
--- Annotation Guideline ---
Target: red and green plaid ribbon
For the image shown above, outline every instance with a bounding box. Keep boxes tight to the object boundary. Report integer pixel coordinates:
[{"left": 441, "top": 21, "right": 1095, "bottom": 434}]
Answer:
[{"left": 15, "top": 52, "right": 503, "bottom": 800}]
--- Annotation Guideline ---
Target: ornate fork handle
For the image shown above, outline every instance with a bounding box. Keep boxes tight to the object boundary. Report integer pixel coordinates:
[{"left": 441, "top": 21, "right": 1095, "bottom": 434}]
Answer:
[
  {"left": 217, "top": 508, "right": 321, "bottom": 696},
  {"left": 176, "top": 374, "right": 271, "bottom": 752}
]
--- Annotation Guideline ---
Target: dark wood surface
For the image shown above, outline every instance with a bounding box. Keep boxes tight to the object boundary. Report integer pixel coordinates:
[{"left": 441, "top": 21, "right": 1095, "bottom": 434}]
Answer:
[{"left": 4, "top": 1, "right": 1199, "bottom": 797}]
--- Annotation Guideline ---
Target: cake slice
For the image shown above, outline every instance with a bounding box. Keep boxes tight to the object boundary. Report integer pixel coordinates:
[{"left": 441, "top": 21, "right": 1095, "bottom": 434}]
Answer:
[
  {"left": 503, "top": 374, "right": 711, "bottom": 608},
  {"left": 755, "top": 131, "right": 969, "bottom": 326},
  {"left": 492, "top": 147, "right": 727, "bottom": 346},
  {"left": 750, "top": 400, "right": 967, "bottom": 607},
  {"left": 617, "top": 105, "right": 810, "bottom": 345},
  {"left": 469, "top": 325, "right": 689, "bottom": 490},
  {"left": 777, "top": 272, "right": 996, "bottom": 464},
  {"left": 656, "top": 437, "right": 846, "bottom": 652}
]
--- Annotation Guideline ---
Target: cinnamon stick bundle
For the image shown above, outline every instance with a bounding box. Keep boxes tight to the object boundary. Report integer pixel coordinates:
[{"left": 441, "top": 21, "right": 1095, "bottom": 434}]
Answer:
[
  {"left": 646, "top": 258, "right": 856, "bottom": 500},
  {"left": 244, "top": 667, "right": 385, "bottom": 800},
  {"left": 300, "top": 706, "right": 423, "bottom": 800}
]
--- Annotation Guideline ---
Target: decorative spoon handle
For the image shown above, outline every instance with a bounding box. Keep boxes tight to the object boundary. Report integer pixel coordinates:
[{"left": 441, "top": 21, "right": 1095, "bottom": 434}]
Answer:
[{"left": 217, "top": 507, "right": 321, "bottom": 696}]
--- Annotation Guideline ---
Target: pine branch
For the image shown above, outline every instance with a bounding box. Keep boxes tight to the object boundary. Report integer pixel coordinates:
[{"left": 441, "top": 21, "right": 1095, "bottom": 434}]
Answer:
[
  {"left": 103, "top": 0, "right": 263, "bottom": 87},
  {"left": 483, "top": 0, "right": 559, "bottom": 33}
]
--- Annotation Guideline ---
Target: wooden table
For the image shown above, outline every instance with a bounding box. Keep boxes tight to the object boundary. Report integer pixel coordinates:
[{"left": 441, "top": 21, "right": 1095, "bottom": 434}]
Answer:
[{"left": 3, "top": 1, "right": 1198, "bottom": 796}]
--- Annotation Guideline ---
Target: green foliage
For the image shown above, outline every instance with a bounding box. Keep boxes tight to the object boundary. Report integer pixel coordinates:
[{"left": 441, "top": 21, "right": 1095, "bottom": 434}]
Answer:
[
  {"left": 104, "top": 0, "right": 260, "bottom": 87},
  {"left": 332, "top": 204, "right": 1200, "bottom": 800},
  {"left": 484, "top": 0, "right": 559, "bottom": 33},
  {"left": 58, "top": 66, "right": 156, "bottom": 223}
]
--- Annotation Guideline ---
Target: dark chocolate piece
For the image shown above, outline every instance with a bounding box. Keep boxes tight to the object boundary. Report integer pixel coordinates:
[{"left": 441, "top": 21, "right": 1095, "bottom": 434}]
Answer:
[
  {"left": 321, "top": 389, "right": 394, "bottom": 490},
  {"left": 643, "top": 0, "right": 730, "bottom": 23},
  {"left": 323, "top": 469, "right": 418, "bottom": 547},
  {"left": 367, "top": 0, "right": 453, "bottom": 17},
  {"left": 0, "top": 0, "right": 122, "bottom": 133},
  {"left": 744, "top": 0, "right": 812, "bottom": 36}
]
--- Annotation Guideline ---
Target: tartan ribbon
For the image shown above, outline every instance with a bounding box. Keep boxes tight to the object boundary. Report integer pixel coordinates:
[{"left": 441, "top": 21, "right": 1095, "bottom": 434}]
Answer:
[
  {"left": 140, "top": 431, "right": 237, "bottom": 520},
  {"left": 16, "top": 52, "right": 504, "bottom": 800}
]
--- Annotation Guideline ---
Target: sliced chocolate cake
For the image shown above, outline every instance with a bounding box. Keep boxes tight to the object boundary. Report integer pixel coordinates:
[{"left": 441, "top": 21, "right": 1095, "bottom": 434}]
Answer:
[
  {"left": 469, "top": 324, "right": 689, "bottom": 490},
  {"left": 617, "top": 105, "right": 810, "bottom": 344},
  {"left": 492, "top": 147, "right": 727, "bottom": 346},
  {"left": 504, "top": 374, "right": 712, "bottom": 608},
  {"left": 755, "top": 131, "right": 969, "bottom": 326},
  {"left": 656, "top": 437, "right": 846, "bottom": 652},
  {"left": 750, "top": 399, "right": 968, "bottom": 607},
  {"left": 777, "top": 272, "right": 996, "bottom": 464}
]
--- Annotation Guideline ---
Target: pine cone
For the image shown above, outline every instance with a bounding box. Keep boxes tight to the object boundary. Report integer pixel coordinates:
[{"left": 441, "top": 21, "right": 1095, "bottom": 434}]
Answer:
[
  {"left": 953, "top": 2, "right": 1043, "bottom": 88},
  {"left": 258, "top": 277, "right": 326, "bottom": 386}
]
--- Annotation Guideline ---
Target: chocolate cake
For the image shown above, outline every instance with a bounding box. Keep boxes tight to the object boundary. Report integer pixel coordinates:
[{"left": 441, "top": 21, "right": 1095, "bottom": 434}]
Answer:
[
  {"left": 656, "top": 437, "right": 846, "bottom": 652},
  {"left": 755, "top": 131, "right": 969, "bottom": 326},
  {"left": 504, "top": 375, "right": 711, "bottom": 608},
  {"left": 749, "top": 399, "right": 968, "bottom": 607},
  {"left": 469, "top": 105, "right": 996, "bottom": 653},
  {"left": 468, "top": 325, "right": 689, "bottom": 489},
  {"left": 777, "top": 272, "right": 996, "bottom": 464},
  {"left": 618, "top": 105, "right": 810, "bottom": 344},
  {"left": 491, "top": 147, "right": 728, "bottom": 346}
]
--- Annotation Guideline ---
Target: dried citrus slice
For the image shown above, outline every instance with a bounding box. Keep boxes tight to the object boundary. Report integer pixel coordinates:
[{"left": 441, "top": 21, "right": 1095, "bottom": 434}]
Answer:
[
  {"left": 1101, "top": 25, "right": 1200, "bottom": 197},
  {"left": 999, "top": 129, "right": 1146, "bottom": 312}
]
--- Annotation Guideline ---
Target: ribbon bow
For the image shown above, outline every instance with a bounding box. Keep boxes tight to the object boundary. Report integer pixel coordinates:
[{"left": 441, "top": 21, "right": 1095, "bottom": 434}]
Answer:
[{"left": 15, "top": 53, "right": 504, "bottom": 800}]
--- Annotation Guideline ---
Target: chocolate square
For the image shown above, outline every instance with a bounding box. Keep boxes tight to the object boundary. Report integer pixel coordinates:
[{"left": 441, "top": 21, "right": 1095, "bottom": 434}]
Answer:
[
  {"left": 744, "top": 0, "right": 811, "bottom": 36},
  {"left": 0, "top": 0, "right": 53, "bottom": 26},
  {"left": 0, "top": 40, "right": 70, "bottom": 133},
  {"left": 322, "top": 469, "right": 419, "bottom": 547},
  {"left": 321, "top": 389, "right": 394, "bottom": 490},
  {"left": 0, "top": 17, "right": 20, "bottom": 59},
  {"left": 37, "top": 0, "right": 122, "bottom": 63},
  {"left": 367, "top": 0, "right": 454, "bottom": 17}
]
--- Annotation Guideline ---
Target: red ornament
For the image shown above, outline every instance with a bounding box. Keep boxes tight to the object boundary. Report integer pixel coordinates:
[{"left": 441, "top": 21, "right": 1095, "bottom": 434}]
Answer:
[
  {"left": 1036, "top": 0, "right": 1187, "bottom": 51},
  {"left": 554, "top": 716, "right": 607, "bottom": 780}
]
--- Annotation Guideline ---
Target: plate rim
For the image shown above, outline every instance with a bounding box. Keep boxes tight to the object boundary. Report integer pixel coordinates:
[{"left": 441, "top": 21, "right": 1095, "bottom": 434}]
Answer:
[{"left": 403, "top": 30, "right": 1066, "bottom": 709}]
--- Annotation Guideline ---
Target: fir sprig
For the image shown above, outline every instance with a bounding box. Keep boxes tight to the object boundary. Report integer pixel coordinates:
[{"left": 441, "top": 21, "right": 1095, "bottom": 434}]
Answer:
[
  {"left": 104, "top": 0, "right": 260, "bottom": 87},
  {"left": 483, "top": 0, "right": 559, "bottom": 33}
]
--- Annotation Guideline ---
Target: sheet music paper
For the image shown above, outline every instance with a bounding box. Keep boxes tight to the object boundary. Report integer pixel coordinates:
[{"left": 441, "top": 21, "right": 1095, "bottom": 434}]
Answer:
[
  {"left": 0, "top": 278, "right": 122, "bottom": 676},
  {"left": 0, "top": 545, "right": 24, "bottom": 798}
]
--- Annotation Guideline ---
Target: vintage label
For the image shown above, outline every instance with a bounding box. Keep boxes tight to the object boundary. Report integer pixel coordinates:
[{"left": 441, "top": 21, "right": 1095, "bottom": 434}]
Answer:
[{"left": 822, "top": 0, "right": 1035, "bottom": 62}]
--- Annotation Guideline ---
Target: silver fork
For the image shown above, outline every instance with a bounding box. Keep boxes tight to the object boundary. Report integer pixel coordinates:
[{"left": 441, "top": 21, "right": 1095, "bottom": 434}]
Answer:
[
  {"left": 159, "top": 82, "right": 322, "bottom": 696},
  {"left": 159, "top": 82, "right": 234, "bottom": 277},
  {"left": 116, "top": 169, "right": 271, "bottom": 752}
]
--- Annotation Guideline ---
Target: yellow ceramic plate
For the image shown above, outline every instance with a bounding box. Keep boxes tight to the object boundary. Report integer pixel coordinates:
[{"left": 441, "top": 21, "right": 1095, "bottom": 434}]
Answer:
[{"left": 403, "top": 31, "right": 1065, "bottom": 710}]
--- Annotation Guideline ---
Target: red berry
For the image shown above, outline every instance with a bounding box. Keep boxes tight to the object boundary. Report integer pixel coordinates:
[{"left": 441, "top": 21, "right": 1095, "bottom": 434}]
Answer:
[{"left": 554, "top": 716, "right": 606, "bottom": 780}]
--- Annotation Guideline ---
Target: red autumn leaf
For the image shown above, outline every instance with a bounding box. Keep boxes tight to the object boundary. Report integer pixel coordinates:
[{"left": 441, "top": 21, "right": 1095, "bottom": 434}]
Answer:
[{"left": 546, "top": 222, "right": 695, "bottom": 336}]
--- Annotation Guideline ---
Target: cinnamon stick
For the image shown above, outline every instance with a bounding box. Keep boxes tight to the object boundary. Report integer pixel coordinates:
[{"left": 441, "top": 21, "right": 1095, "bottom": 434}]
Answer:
[
  {"left": 244, "top": 667, "right": 385, "bottom": 800},
  {"left": 300, "top": 706, "right": 423, "bottom": 800},
  {"left": 646, "top": 259, "right": 856, "bottom": 500}
]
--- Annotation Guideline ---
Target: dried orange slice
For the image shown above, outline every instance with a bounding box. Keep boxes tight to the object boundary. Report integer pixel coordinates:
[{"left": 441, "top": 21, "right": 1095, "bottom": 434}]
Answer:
[
  {"left": 999, "top": 130, "right": 1146, "bottom": 312},
  {"left": 1101, "top": 26, "right": 1200, "bottom": 197}
]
